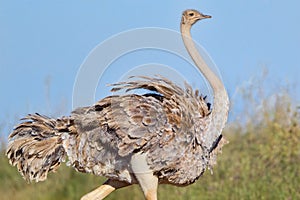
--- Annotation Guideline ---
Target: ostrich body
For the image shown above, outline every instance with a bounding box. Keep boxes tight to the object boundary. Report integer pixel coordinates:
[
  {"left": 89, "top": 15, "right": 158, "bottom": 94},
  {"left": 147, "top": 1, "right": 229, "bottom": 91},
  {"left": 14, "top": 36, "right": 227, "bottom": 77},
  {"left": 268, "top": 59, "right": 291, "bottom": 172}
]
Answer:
[{"left": 6, "top": 10, "right": 229, "bottom": 200}]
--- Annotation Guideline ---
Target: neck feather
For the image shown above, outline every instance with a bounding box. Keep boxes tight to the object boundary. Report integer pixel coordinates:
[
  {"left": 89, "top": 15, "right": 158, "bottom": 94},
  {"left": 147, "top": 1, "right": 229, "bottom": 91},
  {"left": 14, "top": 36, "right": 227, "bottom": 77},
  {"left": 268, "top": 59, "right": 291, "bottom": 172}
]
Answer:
[{"left": 180, "top": 23, "right": 229, "bottom": 150}]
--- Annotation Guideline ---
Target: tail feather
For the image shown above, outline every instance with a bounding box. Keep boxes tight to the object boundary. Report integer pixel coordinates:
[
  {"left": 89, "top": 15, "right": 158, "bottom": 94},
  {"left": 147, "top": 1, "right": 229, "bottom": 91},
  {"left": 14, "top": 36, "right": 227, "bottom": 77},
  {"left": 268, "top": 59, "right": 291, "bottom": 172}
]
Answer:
[{"left": 6, "top": 113, "right": 72, "bottom": 182}]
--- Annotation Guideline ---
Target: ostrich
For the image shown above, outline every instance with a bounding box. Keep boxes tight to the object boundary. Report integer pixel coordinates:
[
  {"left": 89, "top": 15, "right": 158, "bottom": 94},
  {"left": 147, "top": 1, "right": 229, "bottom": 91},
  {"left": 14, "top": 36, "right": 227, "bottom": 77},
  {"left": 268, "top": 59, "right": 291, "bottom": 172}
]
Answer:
[{"left": 6, "top": 9, "right": 229, "bottom": 200}]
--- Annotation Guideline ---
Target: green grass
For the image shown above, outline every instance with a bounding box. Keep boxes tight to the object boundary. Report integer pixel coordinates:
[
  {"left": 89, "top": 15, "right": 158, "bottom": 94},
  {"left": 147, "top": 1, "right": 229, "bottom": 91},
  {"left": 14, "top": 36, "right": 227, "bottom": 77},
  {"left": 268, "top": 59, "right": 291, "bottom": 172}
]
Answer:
[{"left": 1, "top": 93, "right": 299, "bottom": 200}]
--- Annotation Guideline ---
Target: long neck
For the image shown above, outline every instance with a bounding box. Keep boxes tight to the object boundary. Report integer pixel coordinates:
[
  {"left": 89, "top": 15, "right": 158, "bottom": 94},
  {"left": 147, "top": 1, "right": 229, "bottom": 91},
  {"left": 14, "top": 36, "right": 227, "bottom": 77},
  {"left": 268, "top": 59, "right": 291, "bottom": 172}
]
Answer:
[{"left": 181, "top": 23, "right": 229, "bottom": 150}]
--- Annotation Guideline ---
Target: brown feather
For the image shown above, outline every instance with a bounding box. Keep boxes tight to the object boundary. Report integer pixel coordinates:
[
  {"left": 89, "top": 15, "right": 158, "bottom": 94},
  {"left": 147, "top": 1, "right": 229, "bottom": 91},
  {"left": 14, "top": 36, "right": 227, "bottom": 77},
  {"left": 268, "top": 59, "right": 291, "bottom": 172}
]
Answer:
[
  {"left": 6, "top": 76, "right": 225, "bottom": 186},
  {"left": 6, "top": 114, "right": 72, "bottom": 182}
]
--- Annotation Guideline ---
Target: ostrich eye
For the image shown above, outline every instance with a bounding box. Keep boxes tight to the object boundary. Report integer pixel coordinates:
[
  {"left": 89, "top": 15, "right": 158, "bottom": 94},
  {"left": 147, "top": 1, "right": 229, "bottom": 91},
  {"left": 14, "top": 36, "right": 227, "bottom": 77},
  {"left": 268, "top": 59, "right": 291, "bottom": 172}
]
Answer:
[{"left": 189, "top": 12, "right": 194, "bottom": 17}]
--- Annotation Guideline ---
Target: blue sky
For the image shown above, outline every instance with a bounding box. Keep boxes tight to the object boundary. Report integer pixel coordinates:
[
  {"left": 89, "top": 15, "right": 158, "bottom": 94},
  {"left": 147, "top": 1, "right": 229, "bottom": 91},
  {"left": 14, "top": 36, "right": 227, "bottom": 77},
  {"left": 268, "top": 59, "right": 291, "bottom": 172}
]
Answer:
[{"left": 1, "top": 1, "right": 299, "bottom": 137}]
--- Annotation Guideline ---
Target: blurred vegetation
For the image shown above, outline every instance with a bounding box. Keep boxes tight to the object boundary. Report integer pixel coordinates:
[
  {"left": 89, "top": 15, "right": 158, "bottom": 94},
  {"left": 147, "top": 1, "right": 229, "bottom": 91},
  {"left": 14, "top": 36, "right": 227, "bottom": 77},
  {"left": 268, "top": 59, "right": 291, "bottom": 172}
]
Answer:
[{"left": 1, "top": 83, "right": 299, "bottom": 200}]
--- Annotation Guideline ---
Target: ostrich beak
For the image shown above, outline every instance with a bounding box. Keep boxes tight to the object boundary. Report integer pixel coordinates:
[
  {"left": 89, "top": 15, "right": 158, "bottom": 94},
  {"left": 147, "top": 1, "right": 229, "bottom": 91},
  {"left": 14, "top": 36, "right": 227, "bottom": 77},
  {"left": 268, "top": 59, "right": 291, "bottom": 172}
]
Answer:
[{"left": 203, "top": 14, "right": 212, "bottom": 19}]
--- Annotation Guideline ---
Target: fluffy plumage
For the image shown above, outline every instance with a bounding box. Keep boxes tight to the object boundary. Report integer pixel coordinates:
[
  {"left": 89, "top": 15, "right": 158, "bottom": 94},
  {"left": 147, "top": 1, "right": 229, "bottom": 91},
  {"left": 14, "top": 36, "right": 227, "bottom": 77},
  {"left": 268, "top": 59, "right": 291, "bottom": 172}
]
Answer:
[{"left": 6, "top": 76, "right": 226, "bottom": 185}]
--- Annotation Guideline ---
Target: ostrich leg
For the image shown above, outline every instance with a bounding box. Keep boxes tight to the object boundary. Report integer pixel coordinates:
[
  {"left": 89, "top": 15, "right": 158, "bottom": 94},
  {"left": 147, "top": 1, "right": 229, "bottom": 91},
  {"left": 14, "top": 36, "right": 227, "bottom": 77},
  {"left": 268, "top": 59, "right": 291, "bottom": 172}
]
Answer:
[
  {"left": 131, "top": 152, "right": 158, "bottom": 200},
  {"left": 80, "top": 179, "right": 130, "bottom": 200}
]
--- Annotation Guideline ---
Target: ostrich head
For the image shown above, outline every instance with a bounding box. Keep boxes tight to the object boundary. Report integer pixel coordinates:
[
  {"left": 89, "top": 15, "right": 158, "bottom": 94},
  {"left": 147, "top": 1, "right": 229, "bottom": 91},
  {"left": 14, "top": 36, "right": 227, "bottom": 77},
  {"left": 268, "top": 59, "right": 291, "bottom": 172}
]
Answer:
[{"left": 181, "top": 9, "right": 212, "bottom": 25}]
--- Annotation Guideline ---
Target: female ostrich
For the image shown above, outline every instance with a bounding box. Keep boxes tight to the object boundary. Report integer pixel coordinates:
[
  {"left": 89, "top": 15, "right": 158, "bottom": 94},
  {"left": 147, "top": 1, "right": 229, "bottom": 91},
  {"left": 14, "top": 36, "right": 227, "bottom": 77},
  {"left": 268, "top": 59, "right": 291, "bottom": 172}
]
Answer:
[{"left": 6, "top": 9, "right": 229, "bottom": 200}]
